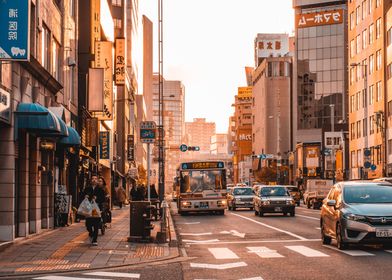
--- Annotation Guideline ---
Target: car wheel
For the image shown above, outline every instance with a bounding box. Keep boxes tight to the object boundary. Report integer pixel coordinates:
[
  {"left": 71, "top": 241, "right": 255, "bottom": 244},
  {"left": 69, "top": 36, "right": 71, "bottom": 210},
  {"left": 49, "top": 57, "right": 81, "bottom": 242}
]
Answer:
[
  {"left": 258, "top": 209, "right": 264, "bottom": 217},
  {"left": 336, "top": 223, "right": 348, "bottom": 250},
  {"left": 290, "top": 210, "right": 295, "bottom": 217},
  {"left": 283, "top": 212, "right": 287, "bottom": 216},
  {"left": 219, "top": 210, "right": 225, "bottom": 215},
  {"left": 250, "top": 207, "right": 254, "bottom": 211},
  {"left": 254, "top": 207, "right": 259, "bottom": 216},
  {"left": 307, "top": 200, "right": 311, "bottom": 209},
  {"left": 321, "top": 220, "right": 332, "bottom": 245}
]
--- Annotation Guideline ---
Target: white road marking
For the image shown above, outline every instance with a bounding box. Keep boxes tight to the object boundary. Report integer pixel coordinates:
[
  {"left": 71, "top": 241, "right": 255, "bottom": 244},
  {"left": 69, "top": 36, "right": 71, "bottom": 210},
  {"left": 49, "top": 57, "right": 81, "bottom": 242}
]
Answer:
[
  {"left": 220, "top": 230, "right": 245, "bottom": 238},
  {"left": 208, "top": 248, "right": 239, "bottom": 259},
  {"left": 34, "top": 277, "right": 108, "bottom": 280},
  {"left": 296, "top": 214, "right": 319, "bottom": 221},
  {"left": 181, "top": 247, "right": 188, "bottom": 257},
  {"left": 177, "top": 222, "right": 201, "bottom": 225},
  {"left": 190, "top": 262, "right": 247, "bottom": 270},
  {"left": 239, "top": 277, "right": 264, "bottom": 280},
  {"left": 286, "top": 245, "right": 329, "bottom": 257},
  {"left": 247, "top": 246, "right": 284, "bottom": 258},
  {"left": 323, "top": 245, "right": 375, "bottom": 256},
  {"left": 180, "top": 232, "right": 212, "bottom": 236},
  {"left": 183, "top": 239, "right": 220, "bottom": 244},
  {"left": 231, "top": 213, "right": 308, "bottom": 240},
  {"left": 315, "top": 227, "right": 321, "bottom": 230},
  {"left": 186, "top": 239, "right": 321, "bottom": 245},
  {"left": 386, "top": 250, "right": 392, "bottom": 254},
  {"left": 84, "top": 272, "right": 140, "bottom": 278}
]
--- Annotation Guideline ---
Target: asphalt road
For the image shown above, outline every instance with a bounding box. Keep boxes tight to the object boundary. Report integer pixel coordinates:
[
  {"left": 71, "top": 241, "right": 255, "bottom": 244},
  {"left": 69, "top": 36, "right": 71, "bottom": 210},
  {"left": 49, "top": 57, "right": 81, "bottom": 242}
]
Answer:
[{"left": 26, "top": 204, "right": 392, "bottom": 280}]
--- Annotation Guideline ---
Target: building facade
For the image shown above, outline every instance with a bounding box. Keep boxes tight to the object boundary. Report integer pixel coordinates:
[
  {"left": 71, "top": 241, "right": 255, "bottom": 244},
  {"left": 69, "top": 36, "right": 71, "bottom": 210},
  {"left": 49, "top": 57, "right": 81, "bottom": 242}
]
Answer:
[
  {"left": 185, "top": 118, "right": 216, "bottom": 154},
  {"left": 293, "top": 0, "right": 349, "bottom": 181},
  {"left": 211, "top": 133, "right": 229, "bottom": 155}
]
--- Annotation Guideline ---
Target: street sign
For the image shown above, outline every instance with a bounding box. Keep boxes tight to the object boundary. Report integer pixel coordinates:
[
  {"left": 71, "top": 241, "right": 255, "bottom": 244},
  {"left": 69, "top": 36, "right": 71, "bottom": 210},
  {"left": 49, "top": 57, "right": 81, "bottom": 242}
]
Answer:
[
  {"left": 179, "top": 144, "right": 188, "bottom": 152},
  {"left": 258, "top": 154, "right": 266, "bottom": 159},
  {"left": 140, "top": 121, "right": 156, "bottom": 143},
  {"left": 265, "top": 154, "right": 274, "bottom": 159},
  {"left": 0, "top": 0, "right": 30, "bottom": 61}
]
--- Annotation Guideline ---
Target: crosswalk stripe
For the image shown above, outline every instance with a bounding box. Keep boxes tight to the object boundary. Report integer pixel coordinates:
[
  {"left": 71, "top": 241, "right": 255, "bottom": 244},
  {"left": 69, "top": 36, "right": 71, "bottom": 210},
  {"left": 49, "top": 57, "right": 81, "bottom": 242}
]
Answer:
[
  {"left": 34, "top": 276, "right": 108, "bottom": 280},
  {"left": 85, "top": 272, "right": 141, "bottom": 278},
  {"left": 247, "top": 246, "right": 284, "bottom": 258},
  {"left": 323, "top": 245, "right": 375, "bottom": 256},
  {"left": 239, "top": 277, "right": 264, "bottom": 280},
  {"left": 286, "top": 245, "right": 329, "bottom": 257},
  {"left": 183, "top": 239, "right": 220, "bottom": 243},
  {"left": 181, "top": 232, "right": 213, "bottom": 236},
  {"left": 190, "top": 262, "right": 247, "bottom": 270},
  {"left": 208, "top": 248, "right": 239, "bottom": 259}
]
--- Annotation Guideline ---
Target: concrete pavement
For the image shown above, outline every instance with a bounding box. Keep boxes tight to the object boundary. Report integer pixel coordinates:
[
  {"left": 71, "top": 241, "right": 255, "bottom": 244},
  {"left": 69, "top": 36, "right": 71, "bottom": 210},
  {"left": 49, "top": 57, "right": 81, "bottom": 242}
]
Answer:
[{"left": 0, "top": 204, "right": 179, "bottom": 278}]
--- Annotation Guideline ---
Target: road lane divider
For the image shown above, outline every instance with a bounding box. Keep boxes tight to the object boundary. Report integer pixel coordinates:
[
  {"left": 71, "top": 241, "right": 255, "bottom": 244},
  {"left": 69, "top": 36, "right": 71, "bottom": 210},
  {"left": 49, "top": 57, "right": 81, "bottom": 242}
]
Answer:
[
  {"left": 295, "top": 214, "right": 320, "bottom": 221},
  {"left": 230, "top": 213, "right": 308, "bottom": 241}
]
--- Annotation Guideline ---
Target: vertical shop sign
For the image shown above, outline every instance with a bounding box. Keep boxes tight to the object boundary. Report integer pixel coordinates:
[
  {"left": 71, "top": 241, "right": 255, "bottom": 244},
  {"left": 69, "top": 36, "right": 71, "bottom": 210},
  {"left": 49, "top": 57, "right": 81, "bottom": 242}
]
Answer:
[
  {"left": 0, "top": 0, "right": 30, "bottom": 60},
  {"left": 115, "top": 38, "right": 125, "bottom": 85},
  {"left": 99, "top": 131, "right": 110, "bottom": 159},
  {"left": 127, "top": 134, "right": 135, "bottom": 161},
  {"left": 94, "top": 41, "right": 113, "bottom": 120}
]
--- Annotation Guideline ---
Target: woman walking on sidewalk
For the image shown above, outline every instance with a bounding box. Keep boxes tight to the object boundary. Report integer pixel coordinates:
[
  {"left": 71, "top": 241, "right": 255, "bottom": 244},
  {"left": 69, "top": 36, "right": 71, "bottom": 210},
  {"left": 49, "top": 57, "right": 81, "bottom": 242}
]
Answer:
[
  {"left": 83, "top": 174, "right": 106, "bottom": 246},
  {"left": 116, "top": 186, "right": 126, "bottom": 208}
]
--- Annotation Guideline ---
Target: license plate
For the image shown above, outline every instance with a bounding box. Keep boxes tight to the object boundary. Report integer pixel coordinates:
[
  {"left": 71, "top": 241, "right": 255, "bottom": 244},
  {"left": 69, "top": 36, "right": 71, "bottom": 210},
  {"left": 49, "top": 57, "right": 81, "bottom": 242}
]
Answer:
[
  {"left": 376, "top": 229, "right": 392, "bottom": 237},
  {"left": 274, "top": 207, "right": 282, "bottom": 212},
  {"left": 199, "top": 202, "right": 209, "bottom": 209}
]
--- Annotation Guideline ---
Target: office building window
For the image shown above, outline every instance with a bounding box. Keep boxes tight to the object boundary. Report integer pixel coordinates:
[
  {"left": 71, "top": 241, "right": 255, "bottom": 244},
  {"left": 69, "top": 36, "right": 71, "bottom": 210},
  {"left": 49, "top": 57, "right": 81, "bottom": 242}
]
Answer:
[
  {"left": 369, "top": 24, "right": 374, "bottom": 44},
  {"left": 388, "top": 27, "right": 392, "bottom": 46},
  {"left": 363, "top": 118, "right": 368, "bottom": 137},
  {"left": 370, "top": 115, "right": 374, "bottom": 134},
  {"left": 350, "top": 12, "right": 355, "bottom": 30},
  {"left": 376, "top": 81, "right": 382, "bottom": 102},
  {"left": 350, "top": 95, "right": 355, "bottom": 112},
  {"left": 388, "top": 63, "right": 392, "bottom": 80},
  {"left": 362, "top": 88, "right": 367, "bottom": 107},
  {"left": 356, "top": 35, "right": 361, "bottom": 54},
  {"left": 389, "top": 140, "right": 392, "bottom": 155},
  {"left": 356, "top": 91, "right": 361, "bottom": 110},
  {"left": 369, "top": 54, "right": 374, "bottom": 74},
  {"left": 41, "top": 24, "right": 51, "bottom": 71},
  {"left": 357, "top": 120, "right": 361, "bottom": 138},
  {"left": 356, "top": 6, "right": 361, "bottom": 25},
  {"left": 376, "top": 18, "right": 381, "bottom": 39},
  {"left": 70, "top": 0, "right": 75, "bottom": 18},
  {"left": 52, "top": 39, "right": 61, "bottom": 81},
  {"left": 376, "top": 0, "right": 381, "bottom": 8},
  {"left": 351, "top": 151, "right": 356, "bottom": 167},
  {"left": 369, "top": 84, "right": 374, "bottom": 105},
  {"left": 112, "top": 0, "right": 122, "bottom": 6},
  {"left": 362, "top": 29, "right": 367, "bottom": 49},
  {"left": 350, "top": 40, "right": 355, "bottom": 58},
  {"left": 368, "top": 0, "right": 373, "bottom": 14},
  {"left": 351, "top": 123, "right": 355, "bottom": 140},
  {"left": 362, "top": 1, "right": 367, "bottom": 19},
  {"left": 376, "top": 49, "right": 382, "bottom": 70}
]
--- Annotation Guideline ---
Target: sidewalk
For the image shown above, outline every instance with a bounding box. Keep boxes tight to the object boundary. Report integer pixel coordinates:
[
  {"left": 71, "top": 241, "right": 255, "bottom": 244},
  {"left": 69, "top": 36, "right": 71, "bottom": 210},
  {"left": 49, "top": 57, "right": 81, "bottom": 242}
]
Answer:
[{"left": 0, "top": 205, "right": 179, "bottom": 278}]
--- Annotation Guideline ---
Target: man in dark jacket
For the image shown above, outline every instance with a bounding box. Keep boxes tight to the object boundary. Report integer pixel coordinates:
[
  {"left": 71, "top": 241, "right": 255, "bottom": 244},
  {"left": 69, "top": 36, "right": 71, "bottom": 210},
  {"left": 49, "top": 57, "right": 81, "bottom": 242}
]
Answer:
[{"left": 83, "top": 175, "right": 105, "bottom": 246}]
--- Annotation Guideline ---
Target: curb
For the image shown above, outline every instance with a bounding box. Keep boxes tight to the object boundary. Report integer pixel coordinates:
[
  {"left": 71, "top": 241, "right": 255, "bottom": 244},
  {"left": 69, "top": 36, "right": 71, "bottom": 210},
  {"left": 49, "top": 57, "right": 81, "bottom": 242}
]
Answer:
[{"left": 167, "top": 203, "right": 178, "bottom": 247}]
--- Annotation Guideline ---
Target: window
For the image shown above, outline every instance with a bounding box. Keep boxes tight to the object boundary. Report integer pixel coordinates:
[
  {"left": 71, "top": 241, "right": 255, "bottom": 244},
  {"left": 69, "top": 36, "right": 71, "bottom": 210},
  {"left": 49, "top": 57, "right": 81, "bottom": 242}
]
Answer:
[
  {"left": 356, "top": 91, "right": 361, "bottom": 110},
  {"left": 357, "top": 120, "right": 361, "bottom": 138},
  {"left": 356, "top": 35, "right": 361, "bottom": 54},
  {"left": 41, "top": 24, "right": 50, "bottom": 71},
  {"left": 362, "top": 88, "right": 367, "bottom": 107},
  {"left": 387, "top": 63, "right": 392, "bottom": 80},
  {"left": 356, "top": 6, "right": 361, "bottom": 25},
  {"left": 376, "top": 18, "right": 381, "bottom": 39},
  {"left": 389, "top": 139, "right": 392, "bottom": 155},
  {"left": 369, "top": 84, "right": 374, "bottom": 105},
  {"left": 369, "top": 54, "right": 374, "bottom": 74},
  {"left": 351, "top": 123, "right": 355, "bottom": 140},
  {"left": 356, "top": 64, "right": 362, "bottom": 81},
  {"left": 368, "top": 0, "right": 373, "bottom": 14},
  {"left": 113, "top": 18, "right": 122, "bottom": 29},
  {"left": 350, "top": 95, "right": 355, "bottom": 112},
  {"left": 370, "top": 115, "right": 374, "bottom": 134},
  {"left": 388, "top": 27, "right": 392, "bottom": 46},
  {"left": 52, "top": 39, "right": 61, "bottom": 81},
  {"left": 350, "top": 12, "right": 355, "bottom": 30},
  {"left": 376, "top": 81, "right": 382, "bottom": 102},
  {"left": 362, "top": 29, "right": 367, "bottom": 49},
  {"left": 112, "top": 0, "right": 122, "bottom": 6},
  {"left": 376, "top": 0, "right": 381, "bottom": 8},
  {"left": 369, "top": 24, "right": 374, "bottom": 44},
  {"left": 362, "top": 1, "right": 367, "bottom": 20},
  {"left": 376, "top": 50, "right": 382, "bottom": 70},
  {"left": 363, "top": 118, "right": 368, "bottom": 137},
  {"left": 351, "top": 151, "right": 356, "bottom": 168},
  {"left": 70, "top": 0, "right": 75, "bottom": 18},
  {"left": 350, "top": 40, "right": 355, "bottom": 58}
]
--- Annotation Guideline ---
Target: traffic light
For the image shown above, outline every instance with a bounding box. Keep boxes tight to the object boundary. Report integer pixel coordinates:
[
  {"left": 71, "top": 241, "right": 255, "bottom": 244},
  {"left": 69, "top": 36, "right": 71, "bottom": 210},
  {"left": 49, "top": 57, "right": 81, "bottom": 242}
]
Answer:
[{"left": 187, "top": 146, "right": 200, "bottom": 151}]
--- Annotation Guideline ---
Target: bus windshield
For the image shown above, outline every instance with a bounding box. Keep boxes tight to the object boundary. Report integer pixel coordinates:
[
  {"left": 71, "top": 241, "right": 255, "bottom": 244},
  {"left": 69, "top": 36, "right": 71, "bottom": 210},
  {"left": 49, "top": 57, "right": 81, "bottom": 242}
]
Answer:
[{"left": 180, "top": 170, "right": 225, "bottom": 193}]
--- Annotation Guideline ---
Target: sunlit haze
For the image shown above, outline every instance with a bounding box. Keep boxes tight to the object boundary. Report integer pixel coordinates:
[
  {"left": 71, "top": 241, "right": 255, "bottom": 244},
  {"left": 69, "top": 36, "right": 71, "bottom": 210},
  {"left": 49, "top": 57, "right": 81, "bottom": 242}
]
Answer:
[{"left": 140, "top": 0, "right": 294, "bottom": 133}]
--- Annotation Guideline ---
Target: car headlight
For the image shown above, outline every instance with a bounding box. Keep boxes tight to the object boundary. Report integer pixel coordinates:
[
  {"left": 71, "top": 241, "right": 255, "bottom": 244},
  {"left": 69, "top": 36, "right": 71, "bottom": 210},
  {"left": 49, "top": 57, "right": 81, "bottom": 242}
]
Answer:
[
  {"left": 217, "top": 200, "right": 226, "bottom": 206},
  {"left": 262, "top": 200, "right": 270, "bottom": 205},
  {"left": 286, "top": 200, "right": 295, "bottom": 205},
  {"left": 343, "top": 213, "right": 366, "bottom": 222},
  {"left": 182, "top": 201, "right": 191, "bottom": 206}
]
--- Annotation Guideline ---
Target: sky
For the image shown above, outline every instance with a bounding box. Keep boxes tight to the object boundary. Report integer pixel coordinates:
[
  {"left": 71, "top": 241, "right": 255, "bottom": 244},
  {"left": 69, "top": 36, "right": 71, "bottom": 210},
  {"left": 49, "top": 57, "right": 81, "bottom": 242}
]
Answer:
[{"left": 139, "top": 0, "right": 294, "bottom": 133}]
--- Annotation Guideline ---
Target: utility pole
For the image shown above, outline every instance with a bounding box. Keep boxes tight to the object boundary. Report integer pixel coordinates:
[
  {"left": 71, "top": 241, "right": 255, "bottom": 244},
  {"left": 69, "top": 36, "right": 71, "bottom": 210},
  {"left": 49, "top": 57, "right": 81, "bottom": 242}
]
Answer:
[{"left": 158, "top": 0, "right": 165, "bottom": 202}]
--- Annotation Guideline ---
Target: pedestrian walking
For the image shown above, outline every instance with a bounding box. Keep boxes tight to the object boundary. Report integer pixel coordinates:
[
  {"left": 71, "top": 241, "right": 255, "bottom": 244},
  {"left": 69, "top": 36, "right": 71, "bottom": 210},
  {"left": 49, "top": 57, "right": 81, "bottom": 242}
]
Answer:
[
  {"left": 116, "top": 186, "right": 126, "bottom": 208},
  {"left": 137, "top": 184, "right": 146, "bottom": 201},
  {"left": 83, "top": 174, "right": 106, "bottom": 246}
]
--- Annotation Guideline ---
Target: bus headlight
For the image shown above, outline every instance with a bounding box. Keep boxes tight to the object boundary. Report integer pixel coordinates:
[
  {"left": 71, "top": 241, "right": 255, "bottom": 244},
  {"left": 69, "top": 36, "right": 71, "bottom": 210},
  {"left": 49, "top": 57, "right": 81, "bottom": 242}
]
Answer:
[
  {"left": 182, "top": 201, "right": 192, "bottom": 207},
  {"left": 217, "top": 200, "right": 227, "bottom": 207}
]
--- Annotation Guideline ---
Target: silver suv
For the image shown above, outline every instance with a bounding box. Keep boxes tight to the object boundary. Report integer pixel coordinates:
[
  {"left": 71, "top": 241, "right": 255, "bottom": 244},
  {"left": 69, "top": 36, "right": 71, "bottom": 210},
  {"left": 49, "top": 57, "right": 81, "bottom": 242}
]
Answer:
[{"left": 320, "top": 181, "right": 392, "bottom": 250}]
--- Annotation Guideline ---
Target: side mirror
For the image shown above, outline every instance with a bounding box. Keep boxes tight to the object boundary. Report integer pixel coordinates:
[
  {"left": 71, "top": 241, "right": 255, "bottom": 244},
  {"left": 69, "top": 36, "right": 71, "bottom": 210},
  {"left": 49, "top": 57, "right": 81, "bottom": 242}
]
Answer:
[{"left": 327, "top": 200, "right": 336, "bottom": 207}]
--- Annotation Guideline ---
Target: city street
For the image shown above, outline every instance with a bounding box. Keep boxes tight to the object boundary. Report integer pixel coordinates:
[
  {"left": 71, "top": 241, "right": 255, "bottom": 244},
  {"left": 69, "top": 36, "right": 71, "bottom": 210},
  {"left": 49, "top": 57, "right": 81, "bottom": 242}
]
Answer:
[{"left": 175, "top": 205, "right": 392, "bottom": 280}]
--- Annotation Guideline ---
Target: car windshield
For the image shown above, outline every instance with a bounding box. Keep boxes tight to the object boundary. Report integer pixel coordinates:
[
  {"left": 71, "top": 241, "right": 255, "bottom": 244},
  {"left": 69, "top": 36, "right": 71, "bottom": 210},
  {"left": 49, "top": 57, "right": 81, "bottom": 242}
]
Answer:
[
  {"left": 344, "top": 184, "right": 392, "bottom": 204},
  {"left": 233, "top": 188, "right": 252, "bottom": 195},
  {"left": 180, "top": 170, "right": 225, "bottom": 193},
  {"left": 260, "top": 187, "right": 288, "bottom": 197}
]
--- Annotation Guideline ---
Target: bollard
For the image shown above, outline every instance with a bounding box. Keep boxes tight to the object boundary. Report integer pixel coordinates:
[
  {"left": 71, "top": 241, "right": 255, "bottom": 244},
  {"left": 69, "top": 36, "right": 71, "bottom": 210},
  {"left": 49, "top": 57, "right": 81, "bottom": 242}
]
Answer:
[{"left": 156, "top": 200, "right": 168, "bottom": 243}]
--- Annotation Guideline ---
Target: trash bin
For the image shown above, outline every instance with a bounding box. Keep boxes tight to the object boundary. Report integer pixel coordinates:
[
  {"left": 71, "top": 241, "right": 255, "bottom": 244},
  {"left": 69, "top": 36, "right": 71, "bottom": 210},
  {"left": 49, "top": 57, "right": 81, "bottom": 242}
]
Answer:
[{"left": 128, "top": 201, "right": 155, "bottom": 242}]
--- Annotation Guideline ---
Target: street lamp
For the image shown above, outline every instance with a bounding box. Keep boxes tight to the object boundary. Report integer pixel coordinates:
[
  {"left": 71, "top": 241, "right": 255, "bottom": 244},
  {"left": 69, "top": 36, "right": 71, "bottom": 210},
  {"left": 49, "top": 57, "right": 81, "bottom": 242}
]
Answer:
[{"left": 350, "top": 62, "right": 368, "bottom": 179}]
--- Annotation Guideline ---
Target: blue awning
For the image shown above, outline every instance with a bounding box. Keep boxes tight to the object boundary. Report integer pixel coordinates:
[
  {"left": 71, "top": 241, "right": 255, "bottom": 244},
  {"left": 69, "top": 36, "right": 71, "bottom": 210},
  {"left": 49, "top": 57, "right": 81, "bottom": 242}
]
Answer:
[
  {"left": 54, "top": 115, "right": 69, "bottom": 137},
  {"left": 15, "top": 103, "right": 61, "bottom": 134},
  {"left": 59, "top": 126, "right": 81, "bottom": 146}
]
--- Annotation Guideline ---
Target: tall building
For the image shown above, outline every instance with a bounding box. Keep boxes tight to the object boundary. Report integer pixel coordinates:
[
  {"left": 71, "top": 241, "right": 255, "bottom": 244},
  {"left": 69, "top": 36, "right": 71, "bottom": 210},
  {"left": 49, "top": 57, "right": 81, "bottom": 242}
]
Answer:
[
  {"left": 349, "top": 0, "right": 392, "bottom": 179},
  {"left": 211, "top": 134, "right": 229, "bottom": 155},
  {"left": 0, "top": 0, "right": 80, "bottom": 241},
  {"left": 232, "top": 88, "right": 253, "bottom": 183},
  {"left": 185, "top": 118, "right": 216, "bottom": 153},
  {"left": 386, "top": 5, "right": 392, "bottom": 175},
  {"left": 293, "top": 0, "right": 349, "bottom": 180},
  {"left": 152, "top": 75, "right": 185, "bottom": 192}
]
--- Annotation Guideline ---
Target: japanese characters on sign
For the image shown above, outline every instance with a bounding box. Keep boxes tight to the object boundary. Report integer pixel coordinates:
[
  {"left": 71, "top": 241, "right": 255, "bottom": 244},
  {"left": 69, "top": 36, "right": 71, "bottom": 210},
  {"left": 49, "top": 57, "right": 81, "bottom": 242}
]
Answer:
[
  {"left": 90, "top": 0, "right": 101, "bottom": 54},
  {"left": 0, "top": 0, "right": 30, "bottom": 61},
  {"left": 94, "top": 41, "right": 113, "bottom": 120},
  {"left": 140, "top": 121, "right": 157, "bottom": 144},
  {"left": 0, "top": 88, "right": 11, "bottom": 124},
  {"left": 296, "top": 9, "right": 343, "bottom": 28},
  {"left": 238, "top": 87, "right": 252, "bottom": 99},
  {"left": 99, "top": 131, "right": 110, "bottom": 159},
  {"left": 115, "top": 38, "right": 125, "bottom": 85},
  {"left": 255, "top": 34, "right": 289, "bottom": 59},
  {"left": 127, "top": 135, "right": 135, "bottom": 161}
]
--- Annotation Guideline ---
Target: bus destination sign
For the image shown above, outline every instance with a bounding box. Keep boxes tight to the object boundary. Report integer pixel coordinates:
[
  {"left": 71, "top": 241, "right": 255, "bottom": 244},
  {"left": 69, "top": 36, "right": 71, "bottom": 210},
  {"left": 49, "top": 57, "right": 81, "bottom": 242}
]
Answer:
[{"left": 181, "top": 161, "right": 224, "bottom": 170}]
